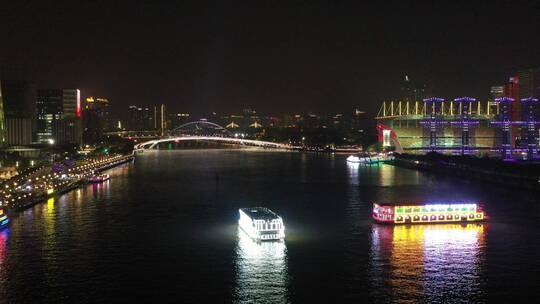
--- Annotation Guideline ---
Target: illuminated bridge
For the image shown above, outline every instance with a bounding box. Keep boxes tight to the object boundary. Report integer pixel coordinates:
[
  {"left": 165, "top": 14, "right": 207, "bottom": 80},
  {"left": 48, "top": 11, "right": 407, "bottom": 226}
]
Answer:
[{"left": 132, "top": 120, "right": 298, "bottom": 150}]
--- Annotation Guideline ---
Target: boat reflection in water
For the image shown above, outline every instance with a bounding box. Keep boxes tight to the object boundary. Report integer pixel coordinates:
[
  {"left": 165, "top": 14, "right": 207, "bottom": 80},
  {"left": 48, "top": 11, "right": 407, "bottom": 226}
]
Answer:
[
  {"left": 233, "top": 227, "right": 289, "bottom": 303},
  {"left": 370, "top": 223, "right": 486, "bottom": 303},
  {"left": 0, "top": 228, "right": 8, "bottom": 267}
]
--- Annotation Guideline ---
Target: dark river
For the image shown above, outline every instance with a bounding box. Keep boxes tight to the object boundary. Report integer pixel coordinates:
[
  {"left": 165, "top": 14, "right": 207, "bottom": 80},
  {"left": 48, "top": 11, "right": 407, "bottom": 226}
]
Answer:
[{"left": 1, "top": 150, "right": 539, "bottom": 303}]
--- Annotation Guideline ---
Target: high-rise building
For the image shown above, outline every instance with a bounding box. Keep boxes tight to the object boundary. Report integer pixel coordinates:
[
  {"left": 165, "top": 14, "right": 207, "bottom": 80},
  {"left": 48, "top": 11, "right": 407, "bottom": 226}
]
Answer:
[
  {"left": 0, "top": 83, "right": 6, "bottom": 146},
  {"left": 62, "top": 89, "right": 81, "bottom": 119},
  {"left": 0, "top": 79, "right": 35, "bottom": 146},
  {"left": 37, "top": 89, "right": 82, "bottom": 145},
  {"left": 83, "top": 97, "right": 110, "bottom": 143},
  {"left": 400, "top": 75, "right": 415, "bottom": 102},
  {"left": 503, "top": 76, "right": 520, "bottom": 147},
  {"left": 400, "top": 75, "right": 427, "bottom": 102},
  {"left": 36, "top": 89, "right": 63, "bottom": 143},
  {"left": 85, "top": 97, "right": 111, "bottom": 129},
  {"left": 128, "top": 105, "right": 154, "bottom": 130},
  {"left": 520, "top": 97, "right": 539, "bottom": 159},
  {"left": 0, "top": 79, "right": 35, "bottom": 118}
]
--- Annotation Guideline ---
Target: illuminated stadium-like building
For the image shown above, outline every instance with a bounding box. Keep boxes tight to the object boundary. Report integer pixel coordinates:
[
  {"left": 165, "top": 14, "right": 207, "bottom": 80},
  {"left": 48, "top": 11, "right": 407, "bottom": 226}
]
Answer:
[{"left": 375, "top": 97, "right": 539, "bottom": 158}]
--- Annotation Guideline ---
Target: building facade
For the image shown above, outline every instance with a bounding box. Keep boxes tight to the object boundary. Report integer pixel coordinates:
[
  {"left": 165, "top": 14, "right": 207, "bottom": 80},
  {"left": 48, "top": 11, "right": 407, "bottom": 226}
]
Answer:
[
  {"left": 376, "top": 97, "right": 539, "bottom": 157},
  {"left": 376, "top": 99, "right": 500, "bottom": 153},
  {"left": 37, "top": 89, "right": 82, "bottom": 145},
  {"left": 128, "top": 105, "right": 154, "bottom": 130},
  {"left": 5, "top": 117, "right": 32, "bottom": 145},
  {"left": 0, "top": 79, "right": 35, "bottom": 146},
  {"left": 83, "top": 97, "right": 110, "bottom": 143},
  {"left": 0, "top": 82, "right": 6, "bottom": 146}
]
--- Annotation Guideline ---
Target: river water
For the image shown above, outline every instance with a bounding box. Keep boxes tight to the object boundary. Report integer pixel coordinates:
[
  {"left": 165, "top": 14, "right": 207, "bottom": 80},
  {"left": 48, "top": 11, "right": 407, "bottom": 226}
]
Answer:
[{"left": 1, "top": 150, "right": 539, "bottom": 303}]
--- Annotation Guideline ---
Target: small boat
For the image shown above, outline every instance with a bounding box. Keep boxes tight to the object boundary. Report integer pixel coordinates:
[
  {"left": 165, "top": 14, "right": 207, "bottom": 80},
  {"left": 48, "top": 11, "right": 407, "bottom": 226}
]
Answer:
[
  {"left": 0, "top": 209, "right": 9, "bottom": 229},
  {"left": 347, "top": 154, "right": 394, "bottom": 164},
  {"left": 87, "top": 174, "right": 110, "bottom": 183},
  {"left": 238, "top": 207, "right": 285, "bottom": 241},
  {"left": 373, "top": 202, "right": 485, "bottom": 224}
]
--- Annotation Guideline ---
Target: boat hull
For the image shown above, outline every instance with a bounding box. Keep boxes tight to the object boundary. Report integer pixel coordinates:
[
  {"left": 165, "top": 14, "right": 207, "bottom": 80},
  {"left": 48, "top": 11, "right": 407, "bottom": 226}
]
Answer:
[{"left": 239, "top": 221, "right": 284, "bottom": 241}]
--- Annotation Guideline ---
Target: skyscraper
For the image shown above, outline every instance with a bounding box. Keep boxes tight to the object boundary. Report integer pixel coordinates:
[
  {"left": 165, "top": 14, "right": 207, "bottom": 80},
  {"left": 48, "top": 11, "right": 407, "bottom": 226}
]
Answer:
[
  {"left": 400, "top": 75, "right": 427, "bottom": 102},
  {"left": 0, "top": 79, "right": 35, "bottom": 117},
  {"left": 503, "top": 76, "right": 520, "bottom": 147},
  {"left": 83, "top": 97, "right": 110, "bottom": 143},
  {"left": 0, "top": 78, "right": 35, "bottom": 146},
  {"left": 36, "top": 89, "right": 63, "bottom": 143},
  {"left": 37, "top": 89, "right": 82, "bottom": 145},
  {"left": 62, "top": 89, "right": 81, "bottom": 119},
  {"left": 128, "top": 105, "right": 154, "bottom": 130},
  {"left": 0, "top": 83, "right": 6, "bottom": 146},
  {"left": 400, "top": 75, "right": 415, "bottom": 102}
]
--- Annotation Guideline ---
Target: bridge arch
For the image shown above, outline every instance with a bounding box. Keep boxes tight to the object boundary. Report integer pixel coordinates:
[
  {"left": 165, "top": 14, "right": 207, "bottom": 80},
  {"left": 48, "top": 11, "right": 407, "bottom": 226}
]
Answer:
[
  {"left": 170, "top": 120, "right": 233, "bottom": 137},
  {"left": 133, "top": 120, "right": 300, "bottom": 150}
]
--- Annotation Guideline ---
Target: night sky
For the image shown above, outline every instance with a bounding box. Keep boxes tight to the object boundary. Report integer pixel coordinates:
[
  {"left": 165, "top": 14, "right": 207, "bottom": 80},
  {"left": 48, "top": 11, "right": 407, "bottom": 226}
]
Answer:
[{"left": 1, "top": 1, "right": 539, "bottom": 116}]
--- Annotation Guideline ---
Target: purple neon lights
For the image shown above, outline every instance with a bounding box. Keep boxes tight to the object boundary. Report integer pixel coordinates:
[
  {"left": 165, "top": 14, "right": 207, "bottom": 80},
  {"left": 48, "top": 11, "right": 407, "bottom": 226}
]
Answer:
[
  {"left": 495, "top": 97, "right": 514, "bottom": 102},
  {"left": 423, "top": 97, "right": 445, "bottom": 103},
  {"left": 454, "top": 97, "right": 476, "bottom": 102}
]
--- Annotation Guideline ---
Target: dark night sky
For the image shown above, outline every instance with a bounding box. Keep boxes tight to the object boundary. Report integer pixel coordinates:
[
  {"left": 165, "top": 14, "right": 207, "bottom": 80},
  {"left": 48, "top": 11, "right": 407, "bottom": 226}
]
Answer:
[{"left": 1, "top": 1, "right": 539, "bottom": 116}]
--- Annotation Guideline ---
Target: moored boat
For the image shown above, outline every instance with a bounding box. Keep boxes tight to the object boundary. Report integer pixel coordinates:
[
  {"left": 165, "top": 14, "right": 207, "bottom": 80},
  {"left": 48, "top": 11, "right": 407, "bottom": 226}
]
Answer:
[
  {"left": 373, "top": 202, "right": 485, "bottom": 224},
  {"left": 347, "top": 154, "right": 394, "bottom": 164},
  {"left": 0, "top": 209, "right": 9, "bottom": 229}
]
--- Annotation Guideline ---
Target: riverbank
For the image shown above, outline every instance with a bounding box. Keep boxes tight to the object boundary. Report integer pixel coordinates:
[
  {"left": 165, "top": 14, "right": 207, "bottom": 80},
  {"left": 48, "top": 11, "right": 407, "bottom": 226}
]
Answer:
[
  {"left": 393, "top": 153, "right": 540, "bottom": 191},
  {"left": 1, "top": 153, "right": 134, "bottom": 211}
]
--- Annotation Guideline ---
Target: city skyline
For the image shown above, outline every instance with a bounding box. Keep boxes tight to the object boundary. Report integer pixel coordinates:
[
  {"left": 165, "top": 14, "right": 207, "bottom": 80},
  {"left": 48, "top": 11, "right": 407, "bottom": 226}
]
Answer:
[
  {"left": 2, "top": 3, "right": 540, "bottom": 302},
  {"left": 1, "top": 2, "right": 539, "bottom": 116}
]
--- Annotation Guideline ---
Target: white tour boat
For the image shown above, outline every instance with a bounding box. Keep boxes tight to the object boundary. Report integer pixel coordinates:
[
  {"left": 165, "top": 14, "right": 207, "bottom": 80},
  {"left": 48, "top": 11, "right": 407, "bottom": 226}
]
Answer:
[{"left": 238, "top": 207, "right": 285, "bottom": 241}]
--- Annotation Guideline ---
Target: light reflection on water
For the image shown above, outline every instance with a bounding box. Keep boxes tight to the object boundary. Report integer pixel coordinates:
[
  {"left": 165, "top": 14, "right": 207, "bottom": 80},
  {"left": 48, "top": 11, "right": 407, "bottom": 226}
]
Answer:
[
  {"left": 0, "top": 229, "right": 8, "bottom": 270},
  {"left": 370, "top": 224, "right": 486, "bottom": 303},
  {"left": 347, "top": 162, "right": 360, "bottom": 179},
  {"left": 91, "top": 180, "right": 110, "bottom": 198},
  {"left": 233, "top": 228, "right": 289, "bottom": 303}
]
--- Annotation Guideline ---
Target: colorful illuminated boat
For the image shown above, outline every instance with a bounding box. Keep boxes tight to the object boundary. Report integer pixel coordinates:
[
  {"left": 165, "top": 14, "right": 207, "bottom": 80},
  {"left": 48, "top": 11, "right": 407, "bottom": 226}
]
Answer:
[
  {"left": 0, "top": 209, "right": 9, "bottom": 229},
  {"left": 373, "top": 202, "right": 485, "bottom": 224},
  {"left": 239, "top": 207, "right": 285, "bottom": 241}
]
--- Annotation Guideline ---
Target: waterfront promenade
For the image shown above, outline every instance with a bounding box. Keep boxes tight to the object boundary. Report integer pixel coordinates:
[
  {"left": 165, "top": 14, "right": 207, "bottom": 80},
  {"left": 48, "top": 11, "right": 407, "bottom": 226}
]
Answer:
[
  {"left": 393, "top": 152, "right": 540, "bottom": 191},
  {"left": 0, "top": 153, "right": 134, "bottom": 211}
]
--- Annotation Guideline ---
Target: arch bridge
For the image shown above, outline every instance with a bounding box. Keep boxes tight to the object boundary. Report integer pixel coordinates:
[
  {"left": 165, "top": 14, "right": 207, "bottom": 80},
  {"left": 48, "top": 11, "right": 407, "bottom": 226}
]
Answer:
[{"left": 133, "top": 120, "right": 298, "bottom": 150}]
